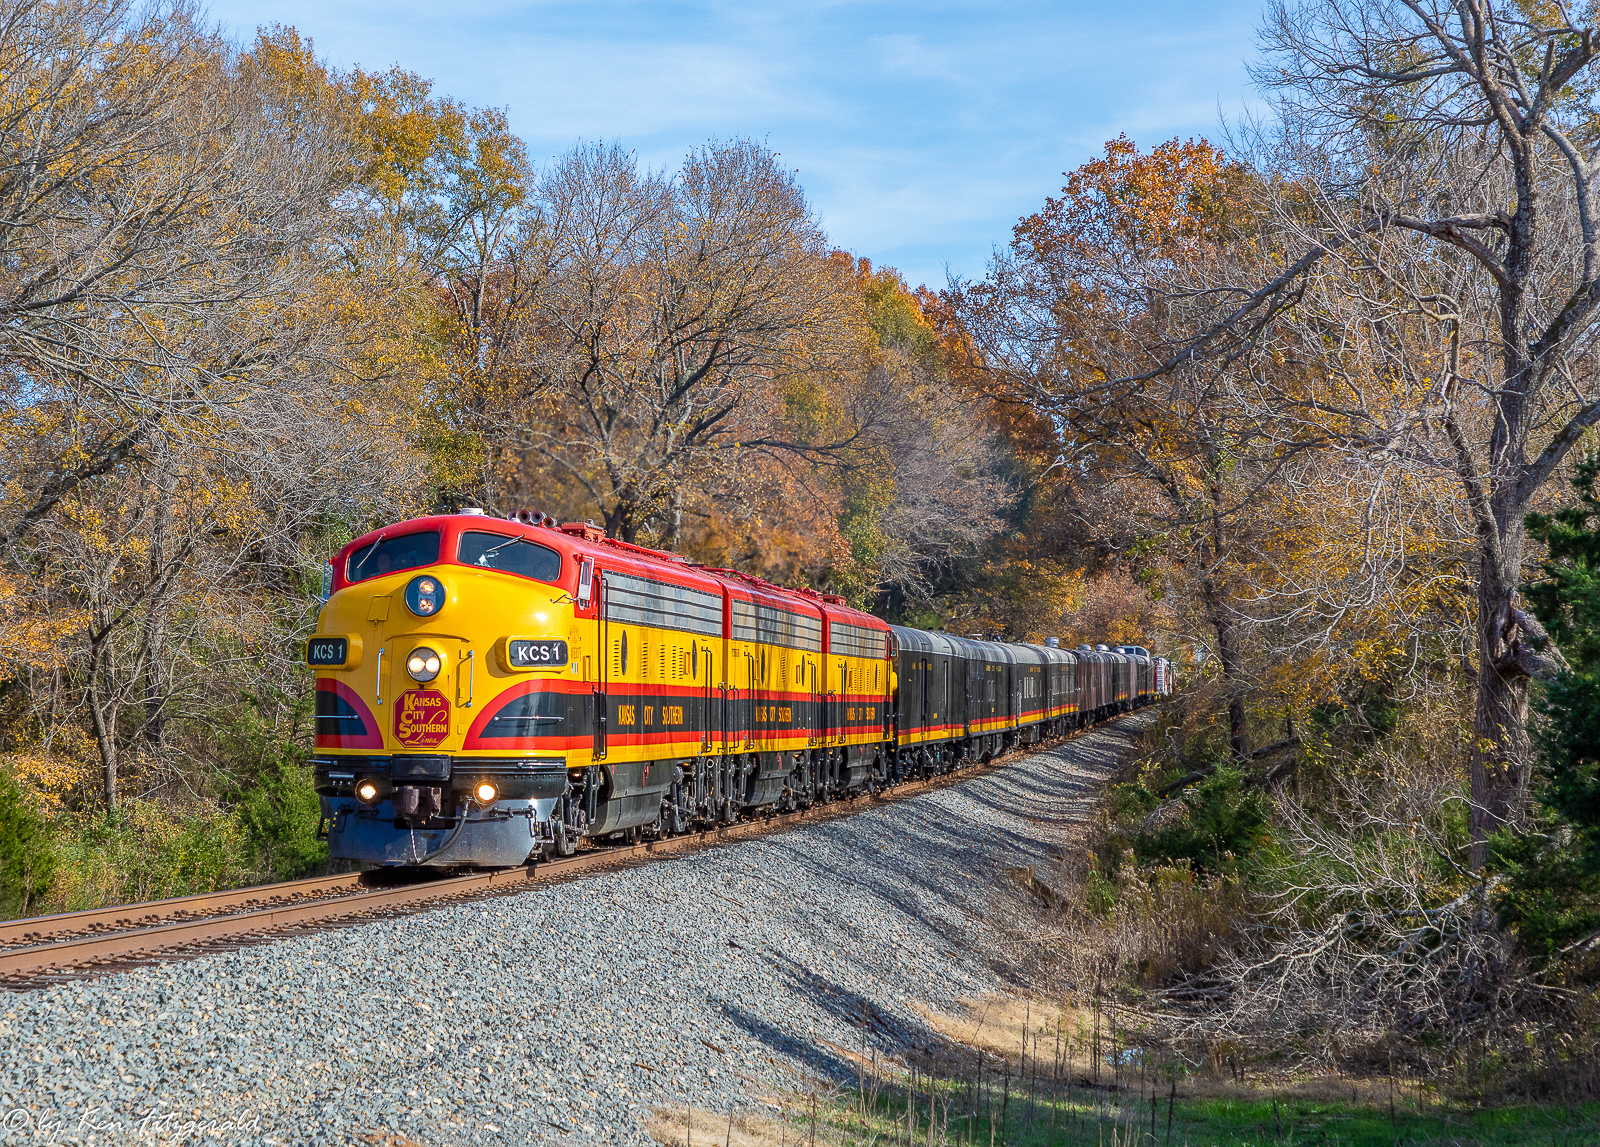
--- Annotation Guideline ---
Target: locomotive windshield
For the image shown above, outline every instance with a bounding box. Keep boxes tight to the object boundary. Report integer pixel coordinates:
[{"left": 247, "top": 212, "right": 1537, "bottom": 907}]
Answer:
[
  {"left": 458, "top": 531, "right": 562, "bottom": 583},
  {"left": 346, "top": 530, "right": 441, "bottom": 583}
]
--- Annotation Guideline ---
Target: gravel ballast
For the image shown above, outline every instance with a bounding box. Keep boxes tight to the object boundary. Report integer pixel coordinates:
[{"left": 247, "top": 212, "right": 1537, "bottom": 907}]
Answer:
[{"left": 0, "top": 716, "right": 1148, "bottom": 1147}]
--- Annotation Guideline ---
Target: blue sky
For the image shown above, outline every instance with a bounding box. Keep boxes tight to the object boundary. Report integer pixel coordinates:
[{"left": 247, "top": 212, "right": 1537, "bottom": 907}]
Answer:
[{"left": 208, "top": 0, "right": 1263, "bottom": 290}]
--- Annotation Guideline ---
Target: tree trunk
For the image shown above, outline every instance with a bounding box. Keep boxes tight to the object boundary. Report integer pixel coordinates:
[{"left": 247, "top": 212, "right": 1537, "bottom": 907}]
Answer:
[
  {"left": 606, "top": 497, "right": 639, "bottom": 543},
  {"left": 1203, "top": 481, "right": 1247, "bottom": 757},
  {"left": 661, "top": 484, "right": 684, "bottom": 552},
  {"left": 87, "top": 632, "right": 119, "bottom": 815},
  {"left": 1469, "top": 519, "right": 1535, "bottom": 867},
  {"left": 1201, "top": 573, "right": 1248, "bottom": 758},
  {"left": 1470, "top": 649, "right": 1530, "bottom": 868},
  {"left": 1217, "top": 611, "right": 1248, "bottom": 760},
  {"left": 141, "top": 467, "right": 173, "bottom": 750}
]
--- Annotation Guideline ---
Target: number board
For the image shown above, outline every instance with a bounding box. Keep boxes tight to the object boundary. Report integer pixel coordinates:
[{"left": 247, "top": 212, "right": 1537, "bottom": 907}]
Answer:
[
  {"left": 306, "top": 637, "right": 349, "bottom": 667},
  {"left": 507, "top": 639, "right": 569, "bottom": 668}
]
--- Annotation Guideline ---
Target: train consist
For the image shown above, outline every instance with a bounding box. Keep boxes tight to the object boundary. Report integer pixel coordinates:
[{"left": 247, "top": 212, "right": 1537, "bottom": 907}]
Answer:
[{"left": 307, "top": 512, "right": 1173, "bottom": 867}]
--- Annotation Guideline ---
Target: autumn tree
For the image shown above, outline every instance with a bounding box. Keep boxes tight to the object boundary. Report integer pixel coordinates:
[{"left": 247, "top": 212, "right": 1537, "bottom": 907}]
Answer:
[
  {"left": 0, "top": 3, "right": 368, "bottom": 549},
  {"left": 952, "top": 137, "right": 1330, "bottom": 753},
  {"left": 0, "top": 10, "right": 426, "bottom": 810},
  {"left": 352, "top": 86, "right": 546, "bottom": 504},
  {"left": 425, "top": 109, "right": 543, "bottom": 490}
]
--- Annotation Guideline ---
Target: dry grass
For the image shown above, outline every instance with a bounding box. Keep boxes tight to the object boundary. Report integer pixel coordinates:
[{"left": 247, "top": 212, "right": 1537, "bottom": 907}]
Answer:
[
  {"left": 1174, "top": 1073, "right": 1426, "bottom": 1104},
  {"left": 911, "top": 989, "right": 1432, "bottom": 1108},
  {"left": 909, "top": 995, "right": 1086, "bottom": 1067},
  {"left": 991, "top": 819, "right": 1244, "bottom": 1003},
  {"left": 646, "top": 1105, "right": 795, "bottom": 1147},
  {"left": 977, "top": 716, "right": 1250, "bottom": 1003}
]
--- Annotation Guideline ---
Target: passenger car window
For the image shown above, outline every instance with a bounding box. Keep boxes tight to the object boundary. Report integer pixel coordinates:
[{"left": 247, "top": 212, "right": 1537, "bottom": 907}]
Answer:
[
  {"left": 458, "top": 531, "right": 563, "bottom": 584},
  {"left": 346, "top": 531, "right": 441, "bottom": 583}
]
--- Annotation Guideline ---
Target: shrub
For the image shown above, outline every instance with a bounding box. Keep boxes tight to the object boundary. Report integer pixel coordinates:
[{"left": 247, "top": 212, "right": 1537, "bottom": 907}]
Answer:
[
  {"left": 1084, "top": 862, "right": 1118, "bottom": 917},
  {"left": 1134, "top": 765, "right": 1270, "bottom": 875},
  {"left": 50, "top": 801, "right": 260, "bottom": 910},
  {"left": 211, "top": 688, "right": 329, "bottom": 880},
  {"left": 1106, "top": 781, "right": 1158, "bottom": 821},
  {"left": 236, "top": 758, "right": 327, "bottom": 880}
]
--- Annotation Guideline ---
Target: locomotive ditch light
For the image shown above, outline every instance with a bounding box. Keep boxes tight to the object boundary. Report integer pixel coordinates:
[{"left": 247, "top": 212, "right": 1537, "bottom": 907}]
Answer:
[
  {"left": 405, "top": 575, "right": 445, "bottom": 617},
  {"left": 406, "top": 647, "right": 443, "bottom": 682},
  {"left": 356, "top": 780, "right": 381, "bottom": 805},
  {"left": 475, "top": 781, "right": 498, "bottom": 805}
]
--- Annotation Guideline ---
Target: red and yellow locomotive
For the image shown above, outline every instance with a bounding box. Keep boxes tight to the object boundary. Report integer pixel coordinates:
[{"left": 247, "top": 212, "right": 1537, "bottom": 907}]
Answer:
[{"left": 309, "top": 511, "right": 895, "bottom": 866}]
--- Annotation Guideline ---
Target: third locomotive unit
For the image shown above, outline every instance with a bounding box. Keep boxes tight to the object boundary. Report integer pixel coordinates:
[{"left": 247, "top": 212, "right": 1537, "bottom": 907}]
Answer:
[{"left": 308, "top": 511, "right": 1172, "bottom": 867}]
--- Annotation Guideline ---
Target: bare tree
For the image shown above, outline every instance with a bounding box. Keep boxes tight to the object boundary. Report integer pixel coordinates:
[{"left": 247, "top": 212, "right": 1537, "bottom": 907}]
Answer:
[
  {"left": 982, "top": 5, "right": 1600, "bottom": 858},
  {"left": 514, "top": 140, "right": 868, "bottom": 543},
  {"left": 856, "top": 344, "right": 1011, "bottom": 595},
  {"left": 1159, "top": 761, "right": 1540, "bottom": 1056}
]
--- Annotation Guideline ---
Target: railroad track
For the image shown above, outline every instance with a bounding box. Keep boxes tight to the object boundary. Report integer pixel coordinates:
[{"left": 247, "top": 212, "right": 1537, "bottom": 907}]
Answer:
[{"left": 0, "top": 717, "right": 1136, "bottom": 989}]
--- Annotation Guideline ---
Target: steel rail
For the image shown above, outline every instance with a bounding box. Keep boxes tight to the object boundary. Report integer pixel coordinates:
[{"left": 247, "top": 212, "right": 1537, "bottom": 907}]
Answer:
[
  {"left": 0, "top": 871, "right": 381, "bottom": 947},
  {"left": 0, "top": 716, "right": 1136, "bottom": 982}
]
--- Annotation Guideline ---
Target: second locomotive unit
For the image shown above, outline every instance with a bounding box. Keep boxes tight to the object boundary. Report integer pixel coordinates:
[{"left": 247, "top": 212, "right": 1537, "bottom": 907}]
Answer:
[{"left": 308, "top": 511, "right": 1170, "bottom": 867}]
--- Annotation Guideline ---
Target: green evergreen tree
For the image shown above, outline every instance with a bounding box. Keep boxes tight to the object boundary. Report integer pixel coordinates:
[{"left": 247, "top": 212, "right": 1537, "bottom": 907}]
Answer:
[
  {"left": 1499, "top": 457, "right": 1600, "bottom": 960},
  {"left": 0, "top": 766, "right": 57, "bottom": 918}
]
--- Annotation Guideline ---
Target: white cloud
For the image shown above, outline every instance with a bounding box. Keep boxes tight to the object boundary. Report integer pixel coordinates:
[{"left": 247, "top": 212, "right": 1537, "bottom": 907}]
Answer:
[{"left": 873, "top": 33, "right": 964, "bottom": 82}]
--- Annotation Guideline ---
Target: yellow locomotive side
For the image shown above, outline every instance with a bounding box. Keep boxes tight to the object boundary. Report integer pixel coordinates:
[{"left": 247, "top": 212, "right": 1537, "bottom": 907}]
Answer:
[
  {"left": 722, "top": 633, "right": 820, "bottom": 757},
  {"left": 823, "top": 648, "right": 889, "bottom": 748},
  {"left": 587, "top": 611, "right": 711, "bottom": 763}
]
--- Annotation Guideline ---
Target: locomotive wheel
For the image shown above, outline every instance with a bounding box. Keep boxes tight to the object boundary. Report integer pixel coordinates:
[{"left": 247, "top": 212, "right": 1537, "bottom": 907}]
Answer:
[{"left": 552, "top": 816, "right": 577, "bottom": 858}]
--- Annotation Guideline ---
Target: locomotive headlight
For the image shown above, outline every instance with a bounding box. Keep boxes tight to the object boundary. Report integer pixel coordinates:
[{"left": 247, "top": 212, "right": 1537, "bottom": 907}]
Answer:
[
  {"left": 406, "top": 646, "right": 442, "bottom": 682},
  {"left": 405, "top": 575, "right": 445, "bottom": 617},
  {"left": 356, "top": 780, "right": 380, "bottom": 804},
  {"left": 475, "top": 782, "right": 498, "bottom": 805}
]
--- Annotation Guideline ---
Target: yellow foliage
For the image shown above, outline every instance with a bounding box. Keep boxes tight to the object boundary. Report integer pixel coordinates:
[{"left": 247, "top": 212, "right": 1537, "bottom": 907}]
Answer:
[{"left": 3, "top": 752, "right": 92, "bottom": 813}]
